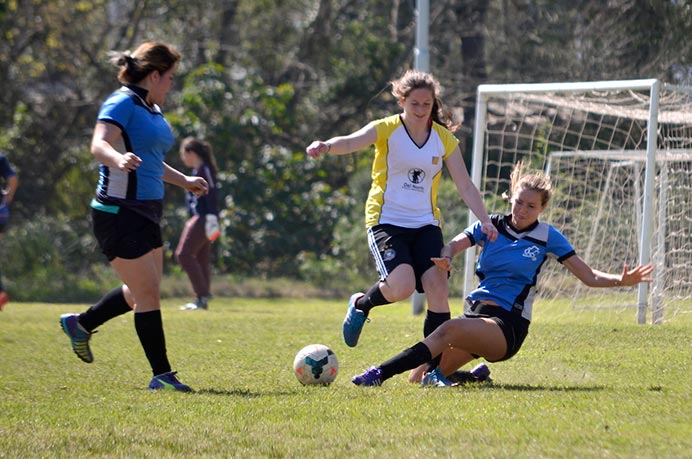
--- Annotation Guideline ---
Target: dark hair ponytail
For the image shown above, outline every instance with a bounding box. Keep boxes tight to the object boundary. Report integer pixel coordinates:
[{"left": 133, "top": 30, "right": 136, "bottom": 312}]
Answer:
[
  {"left": 181, "top": 137, "right": 218, "bottom": 177},
  {"left": 109, "top": 42, "right": 180, "bottom": 85}
]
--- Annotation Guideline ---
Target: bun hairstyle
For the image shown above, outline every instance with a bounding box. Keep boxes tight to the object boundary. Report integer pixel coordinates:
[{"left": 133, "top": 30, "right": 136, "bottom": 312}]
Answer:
[
  {"left": 390, "top": 69, "right": 460, "bottom": 133},
  {"left": 109, "top": 42, "right": 180, "bottom": 85}
]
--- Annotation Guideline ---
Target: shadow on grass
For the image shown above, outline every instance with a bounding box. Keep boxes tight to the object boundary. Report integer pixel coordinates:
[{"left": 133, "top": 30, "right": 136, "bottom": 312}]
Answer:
[
  {"left": 194, "top": 388, "right": 301, "bottom": 397},
  {"left": 481, "top": 383, "right": 606, "bottom": 392}
]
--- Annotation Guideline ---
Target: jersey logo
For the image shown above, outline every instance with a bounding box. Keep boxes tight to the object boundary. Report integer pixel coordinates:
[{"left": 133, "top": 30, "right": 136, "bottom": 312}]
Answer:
[
  {"left": 523, "top": 245, "right": 541, "bottom": 261},
  {"left": 408, "top": 168, "right": 425, "bottom": 184}
]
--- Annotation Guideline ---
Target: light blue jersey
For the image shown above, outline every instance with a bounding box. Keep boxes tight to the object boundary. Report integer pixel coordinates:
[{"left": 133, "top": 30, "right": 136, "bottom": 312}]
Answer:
[
  {"left": 465, "top": 214, "right": 576, "bottom": 321},
  {"left": 94, "top": 86, "right": 174, "bottom": 203}
]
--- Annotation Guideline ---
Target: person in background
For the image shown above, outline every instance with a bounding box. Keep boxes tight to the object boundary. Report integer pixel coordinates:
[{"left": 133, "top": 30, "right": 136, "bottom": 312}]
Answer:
[
  {"left": 0, "top": 152, "right": 19, "bottom": 311},
  {"left": 306, "top": 70, "right": 498, "bottom": 380},
  {"left": 176, "top": 136, "right": 220, "bottom": 311},
  {"left": 59, "top": 42, "right": 208, "bottom": 392},
  {"left": 352, "top": 161, "right": 654, "bottom": 387}
]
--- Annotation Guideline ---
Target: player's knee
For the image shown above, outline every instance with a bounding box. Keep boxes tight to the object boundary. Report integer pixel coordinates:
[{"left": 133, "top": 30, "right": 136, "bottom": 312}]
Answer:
[
  {"left": 382, "top": 276, "right": 415, "bottom": 301},
  {"left": 435, "top": 319, "right": 463, "bottom": 340}
]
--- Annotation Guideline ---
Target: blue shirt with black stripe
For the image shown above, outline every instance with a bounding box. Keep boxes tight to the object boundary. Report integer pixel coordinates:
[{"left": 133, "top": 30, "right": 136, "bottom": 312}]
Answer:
[
  {"left": 465, "top": 214, "right": 576, "bottom": 322},
  {"left": 92, "top": 85, "right": 174, "bottom": 221}
]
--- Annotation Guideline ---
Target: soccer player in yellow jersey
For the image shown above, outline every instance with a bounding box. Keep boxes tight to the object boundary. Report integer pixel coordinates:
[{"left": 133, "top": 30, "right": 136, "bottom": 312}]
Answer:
[{"left": 306, "top": 70, "right": 498, "bottom": 379}]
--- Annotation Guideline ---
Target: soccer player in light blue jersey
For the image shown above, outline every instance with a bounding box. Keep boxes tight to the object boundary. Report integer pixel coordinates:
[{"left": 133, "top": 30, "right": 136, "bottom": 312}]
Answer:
[
  {"left": 353, "top": 162, "right": 654, "bottom": 387},
  {"left": 59, "top": 42, "right": 208, "bottom": 392}
]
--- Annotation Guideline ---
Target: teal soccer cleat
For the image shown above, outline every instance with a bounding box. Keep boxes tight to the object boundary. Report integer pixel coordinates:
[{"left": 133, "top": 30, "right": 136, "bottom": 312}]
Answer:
[
  {"left": 60, "top": 313, "right": 94, "bottom": 363},
  {"left": 342, "top": 293, "right": 368, "bottom": 347},
  {"left": 421, "top": 367, "right": 456, "bottom": 387}
]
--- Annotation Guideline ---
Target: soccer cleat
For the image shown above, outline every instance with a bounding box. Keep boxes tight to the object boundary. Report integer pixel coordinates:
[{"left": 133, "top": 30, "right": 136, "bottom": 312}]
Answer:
[
  {"left": 0, "top": 290, "right": 8, "bottom": 311},
  {"left": 342, "top": 293, "right": 368, "bottom": 347},
  {"left": 447, "top": 363, "right": 492, "bottom": 385},
  {"left": 470, "top": 363, "right": 491, "bottom": 381},
  {"left": 180, "top": 302, "right": 198, "bottom": 310},
  {"left": 180, "top": 296, "right": 210, "bottom": 311},
  {"left": 352, "top": 366, "right": 383, "bottom": 386},
  {"left": 421, "top": 367, "right": 456, "bottom": 387},
  {"left": 148, "top": 371, "right": 193, "bottom": 392},
  {"left": 59, "top": 313, "right": 94, "bottom": 363},
  {"left": 197, "top": 296, "right": 210, "bottom": 310}
]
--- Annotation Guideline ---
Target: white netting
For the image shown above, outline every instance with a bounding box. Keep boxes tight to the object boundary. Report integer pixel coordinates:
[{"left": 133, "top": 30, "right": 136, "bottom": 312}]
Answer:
[{"left": 470, "top": 82, "right": 692, "bottom": 323}]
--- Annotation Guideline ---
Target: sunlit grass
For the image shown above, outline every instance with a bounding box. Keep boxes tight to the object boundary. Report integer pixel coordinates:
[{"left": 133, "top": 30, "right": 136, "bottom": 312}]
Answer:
[{"left": 1, "top": 296, "right": 690, "bottom": 458}]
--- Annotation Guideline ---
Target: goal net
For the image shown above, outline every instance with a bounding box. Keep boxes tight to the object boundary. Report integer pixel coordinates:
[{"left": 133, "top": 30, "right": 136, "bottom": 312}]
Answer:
[{"left": 465, "top": 79, "right": 692, "bottom": 324}]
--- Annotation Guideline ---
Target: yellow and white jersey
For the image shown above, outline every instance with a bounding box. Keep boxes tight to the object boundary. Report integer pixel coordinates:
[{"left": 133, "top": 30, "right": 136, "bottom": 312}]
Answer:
[{"left": 364, "top": 114, "right": 459, "bottom": 229}]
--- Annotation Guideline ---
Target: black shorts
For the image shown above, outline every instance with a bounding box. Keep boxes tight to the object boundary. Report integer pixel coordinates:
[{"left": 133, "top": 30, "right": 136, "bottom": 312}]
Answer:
[
  {"left": 463, "top": 301, "right": 530, "bottom": 362},
  {"left": 367, "top": 224, "right": 444, "bottom": 293},
  {"left": 92, "top": 206, "right": 162, "bottom": 261}
]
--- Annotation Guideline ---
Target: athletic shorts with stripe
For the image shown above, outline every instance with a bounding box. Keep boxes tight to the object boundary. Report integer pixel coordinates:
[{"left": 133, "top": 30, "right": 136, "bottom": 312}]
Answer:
[{"left": 367, "top": 223, "right": 444, "bottom": 294}]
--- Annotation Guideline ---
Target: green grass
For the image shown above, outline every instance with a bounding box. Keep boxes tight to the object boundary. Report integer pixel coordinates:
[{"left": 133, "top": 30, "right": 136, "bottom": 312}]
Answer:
[{"left": 1, "top": 297, "right": 691, "bottom": 458}]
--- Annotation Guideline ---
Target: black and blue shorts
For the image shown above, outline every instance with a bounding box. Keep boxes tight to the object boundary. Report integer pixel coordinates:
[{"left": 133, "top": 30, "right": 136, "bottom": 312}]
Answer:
[
  {"left": 463, "top": 300, "right": 530, "bottom": 362},
  {"left": 92, "top": 206, "right": 162, "bottom": 262},
  {"left": 367, "top": 223, "right": 444, "bottom": 294}
]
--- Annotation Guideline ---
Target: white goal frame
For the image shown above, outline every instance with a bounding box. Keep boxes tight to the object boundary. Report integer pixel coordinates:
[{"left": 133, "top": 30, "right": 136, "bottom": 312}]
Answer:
[{"left": 464, "top": 79, "right": 691, "bottom": 324}]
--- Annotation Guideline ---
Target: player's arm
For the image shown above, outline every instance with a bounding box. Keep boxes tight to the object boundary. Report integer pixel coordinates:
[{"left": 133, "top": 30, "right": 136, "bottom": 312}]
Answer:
[
  {"left": 306, "top": 123, "right": 377, "bottom": 158},
  {"left": 444, "top": 148, "right": 498, "bottom": 242},
  {"left": 163, "top": 163, "right": 208, "bottom": 196},
  {"left": 4, "top": 174, "right": 18, "bottom": 204},
  {"left": 562, "top": 254, "right": 654, "bottom": 288},
  {"left": 431, "top": 232, "right": 473, "bottom": 271},
  {"left": 91, "top": 122, "right": 141, "bottom": 172}
]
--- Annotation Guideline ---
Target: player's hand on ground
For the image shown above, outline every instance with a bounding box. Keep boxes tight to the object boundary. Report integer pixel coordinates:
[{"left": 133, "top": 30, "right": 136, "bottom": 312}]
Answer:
[
  {"left": 118, "top": 152, "right": 142, "bottom": 172},
  {"left": 620, "top": 264, "right": 654, "bottom": 286},
  {"left": 481, "top": 220, "right": 498, "bottom": 242}
]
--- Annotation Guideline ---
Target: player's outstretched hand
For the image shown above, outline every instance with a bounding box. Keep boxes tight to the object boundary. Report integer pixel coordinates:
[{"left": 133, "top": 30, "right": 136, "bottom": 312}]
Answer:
[
  {"left": 619, "top": 264, "right": 654, "bottom": 286},
  {"left": 306, "top": 141, "right": 330, "bottom": 159}
]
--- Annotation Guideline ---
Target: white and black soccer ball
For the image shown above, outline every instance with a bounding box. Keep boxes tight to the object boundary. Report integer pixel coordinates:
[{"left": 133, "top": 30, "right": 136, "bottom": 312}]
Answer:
[{"left": 293, "top": 344, "right": 338, "bottom": 386}]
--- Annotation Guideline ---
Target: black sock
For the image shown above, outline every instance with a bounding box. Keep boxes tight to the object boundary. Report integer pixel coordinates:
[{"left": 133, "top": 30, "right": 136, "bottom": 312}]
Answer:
[
  {"left": 78, "top": 286, "right": 132, "bottom": 332},
  {"left": 423, "top": 311, "right": 450, "bottom": 368},
  {"left": 134, "top": 310, "right": 171, "bottom": 376},
  {"left": 355, "top": 283, "right": 389, "bottom": 316},
  {"left": 380, "top": 342, "right": 434, "bottom": 381},
  {"left": 424, "top": 310, "right": 451, "bottom": 337}
]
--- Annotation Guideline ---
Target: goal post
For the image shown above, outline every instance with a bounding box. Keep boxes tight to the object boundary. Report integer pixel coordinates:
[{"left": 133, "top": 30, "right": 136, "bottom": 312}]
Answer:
[{"left": 464, "top": 79, "right": 692, "bottom": 324}]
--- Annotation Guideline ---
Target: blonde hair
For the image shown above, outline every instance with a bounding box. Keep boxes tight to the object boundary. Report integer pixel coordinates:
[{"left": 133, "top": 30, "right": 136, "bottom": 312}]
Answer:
[
  {"left": 503, "top": 161, "right": 553, "bottom": 207},
  {"left": 390, "top": 70, "right": 460, "bottom": 132}
]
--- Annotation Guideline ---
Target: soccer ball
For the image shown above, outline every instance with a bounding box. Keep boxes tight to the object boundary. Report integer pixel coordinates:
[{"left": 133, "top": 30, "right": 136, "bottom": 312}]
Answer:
[{"left": 293, "top": 344, "right": 338, "bottom": 386}]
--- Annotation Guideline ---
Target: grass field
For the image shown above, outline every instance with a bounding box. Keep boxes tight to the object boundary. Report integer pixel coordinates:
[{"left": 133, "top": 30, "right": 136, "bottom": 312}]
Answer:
[{"left": 1, "top": 297, "right": 691, "bottom": 458}]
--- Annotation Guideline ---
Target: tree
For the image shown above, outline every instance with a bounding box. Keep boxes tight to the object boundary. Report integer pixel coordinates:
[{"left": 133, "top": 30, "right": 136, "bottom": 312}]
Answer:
[{"left": 1, "top": 0, "right": 690, "bottom": 300}]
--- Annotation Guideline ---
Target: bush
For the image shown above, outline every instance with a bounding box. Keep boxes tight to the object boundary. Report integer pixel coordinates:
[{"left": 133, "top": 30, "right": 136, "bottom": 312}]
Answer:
[{"left": 0, "top": 214, "right": 118, "bottom": 302}]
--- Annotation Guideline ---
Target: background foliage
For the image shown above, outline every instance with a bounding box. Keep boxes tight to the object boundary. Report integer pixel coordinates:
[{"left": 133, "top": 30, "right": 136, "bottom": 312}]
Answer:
[{"left": 1, "top": 0, "right": 691, "bottom": 301}]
